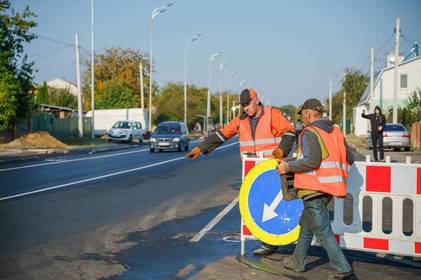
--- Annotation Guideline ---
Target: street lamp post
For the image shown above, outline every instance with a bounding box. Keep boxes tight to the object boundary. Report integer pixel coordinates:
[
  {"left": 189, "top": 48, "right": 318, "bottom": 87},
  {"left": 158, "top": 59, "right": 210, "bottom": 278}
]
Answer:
[
  {"left": 91, "top": 0, "right": 95, "bottom": 138},
  {"left": 226, "top": 72, "right": 236, "bottom": 124},
  {"left": 207, "top": 52, "right": 221, "bottom": 136},
  {"left": 184, "top": 33, "right": 202, "bottom": 125},
  {"left": 149, "top": 3, "right": 174, "bottom": 131},
  {"left": 218, "top": 61, "right": 230, "bottom": 127}
]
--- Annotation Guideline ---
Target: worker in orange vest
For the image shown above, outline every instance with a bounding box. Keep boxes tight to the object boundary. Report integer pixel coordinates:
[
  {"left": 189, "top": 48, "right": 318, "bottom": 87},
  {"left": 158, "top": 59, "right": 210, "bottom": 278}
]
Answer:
[
  {"left": 186, "top": 88, "right": 296, "bottom": 255},
  {"left": 277, "top": 98, "right": 355, "bottom": 280}
]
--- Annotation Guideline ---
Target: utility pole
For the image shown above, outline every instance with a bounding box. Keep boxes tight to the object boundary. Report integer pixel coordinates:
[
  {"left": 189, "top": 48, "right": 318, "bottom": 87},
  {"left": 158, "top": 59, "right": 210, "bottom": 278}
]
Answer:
[
  {"left": 226, "top": 93, "right": 230, "bottom": 124},
  {"left": 342, "top": 73, "right": 346, "bottom": 134},
  {"left": 392, "top": 17, "right": 400, "bottom": 123},
  {"left": 329, "top": 80, "right": 332, "bottom": 121},
  {"left": 90, "top": 0, "right": 95, "bottom": 138},
  {"left": 370, "top": 47, "right": 375, "bottom": 110},
  {"left": 75, "top": 34, "right": 83, "bottom": 138},
  {"left": 139, "top": 62, "right": 144, "bottom": 109}
]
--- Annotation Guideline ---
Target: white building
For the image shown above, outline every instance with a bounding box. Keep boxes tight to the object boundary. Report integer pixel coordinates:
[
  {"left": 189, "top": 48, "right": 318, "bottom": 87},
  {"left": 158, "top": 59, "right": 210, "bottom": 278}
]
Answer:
[
  {"left": 47, "top": 78, "right": 78, "bottom": 96},
  {"left": 353, "top": 53, "right": 421, "bottom": 136}
]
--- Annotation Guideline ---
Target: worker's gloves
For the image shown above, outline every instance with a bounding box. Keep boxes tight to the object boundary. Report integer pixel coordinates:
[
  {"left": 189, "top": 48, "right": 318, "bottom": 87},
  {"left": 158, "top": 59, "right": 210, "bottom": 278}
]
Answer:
[
  {"left": 272, "top": 148, "right": 284, "bottom": 159},
  {"left": 185, "top": 147, "right": 201, "bottom": 160}
]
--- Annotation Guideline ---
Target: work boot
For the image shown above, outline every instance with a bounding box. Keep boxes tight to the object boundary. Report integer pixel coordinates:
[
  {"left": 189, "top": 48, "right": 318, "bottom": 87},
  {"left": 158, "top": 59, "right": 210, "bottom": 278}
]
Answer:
[
  {"left": 327, "top": 271, "right": 356, "bottom": 280},
  {"left": 282, "top": 256, "right": 305, "bottom": 272},
  {"left": 252, "top": 244, "right": 277, "bottom": 256}
]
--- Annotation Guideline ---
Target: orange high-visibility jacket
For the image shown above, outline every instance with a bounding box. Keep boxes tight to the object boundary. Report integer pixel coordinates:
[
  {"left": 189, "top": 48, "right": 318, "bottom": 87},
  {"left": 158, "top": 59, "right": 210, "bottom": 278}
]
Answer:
[
  {"left": 219, "top": 106, "right": 293, "bottom": 158},
  {"left": 293, "top": 125, "right": 349, "bottom": 197}
]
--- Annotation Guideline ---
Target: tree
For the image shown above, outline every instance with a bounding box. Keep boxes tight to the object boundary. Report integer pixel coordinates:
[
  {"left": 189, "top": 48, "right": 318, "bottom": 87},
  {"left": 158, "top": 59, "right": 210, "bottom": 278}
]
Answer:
[
  {"left": 397, "top": 88, "right": 421, "bottom": 128},
  {"left": 82, "top": 47, "right": 153, "bottom": 110},
  {"left": 329, "top": 69, "right": 368, "bottom": 125},
  {"left": 95, "top": 81, "right": 135, "bottom": 109},
  {"left": 0, "top": 0, "right": 37, "bottom": 135},
  {"left": 277, "top": 104, "right": 296, "bottom": 121},
  {"left": 49, "top": 88, "right": 77, "bottom": 109},
  {"left": 36, "top": 81, "right": 49, "bottom": 104}
]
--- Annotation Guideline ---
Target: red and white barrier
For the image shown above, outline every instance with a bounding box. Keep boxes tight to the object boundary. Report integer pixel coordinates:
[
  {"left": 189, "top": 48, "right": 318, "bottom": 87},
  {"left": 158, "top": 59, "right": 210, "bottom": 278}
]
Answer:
[{"left": 240, "top": 155, "right": 421, "bottom": 257}]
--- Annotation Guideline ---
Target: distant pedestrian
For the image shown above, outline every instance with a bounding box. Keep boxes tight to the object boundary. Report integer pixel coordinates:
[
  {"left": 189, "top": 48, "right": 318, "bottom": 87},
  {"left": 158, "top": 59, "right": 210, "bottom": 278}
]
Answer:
[
  {"left": 362, "top": 106, "right": 386, "bottom": 162},
  {"left": 193, "top": 121, "right": 202, "bottom": 136}
]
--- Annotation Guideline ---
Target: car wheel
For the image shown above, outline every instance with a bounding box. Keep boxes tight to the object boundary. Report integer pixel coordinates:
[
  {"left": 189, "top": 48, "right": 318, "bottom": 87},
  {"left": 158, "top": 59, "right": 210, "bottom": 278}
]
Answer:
[
  {"left": 159, "top": 149, "right": 163, "bottom": 152},
  {"left": 150, "top": 148, "right": 154, "bottom": 153},
  {"left": 177, "top": 144, "right": 182, "bottom": 152},
  {"left": 139, "top": 136, "right": 143, "bottom": 144},
  {"left": 127, "top": 135, "right": 133, "bottom": 144},
  {"left": 184, "top": 143, "right": 189, "bottom": 151},
  {"left": 404, "top": 147, "right": 410, "bottom": 152},
  {"left": 393, "top": 147, "right": 400, "bottom": 151}
]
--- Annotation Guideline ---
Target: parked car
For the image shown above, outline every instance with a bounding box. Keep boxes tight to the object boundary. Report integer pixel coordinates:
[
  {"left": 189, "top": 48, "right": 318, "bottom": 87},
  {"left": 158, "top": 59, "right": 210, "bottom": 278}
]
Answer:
[
  {"left": 366, "top": 123, "right": 410, "bottom": 151},
  {"left": 107, "top": 120, "right": 145, "bottom": 143},
  {"left": 149, "top": 121, "right": 190, "bottom": 153}
]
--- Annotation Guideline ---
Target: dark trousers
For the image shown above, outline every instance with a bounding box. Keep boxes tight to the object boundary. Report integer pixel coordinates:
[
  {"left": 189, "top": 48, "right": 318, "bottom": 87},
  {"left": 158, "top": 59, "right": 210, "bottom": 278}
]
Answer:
[
  {"left": 371, "top": 133, "right": 384, "bottom": 161},
  {"left": 292, "top": 196, "right": 351, "bottom": 273}
]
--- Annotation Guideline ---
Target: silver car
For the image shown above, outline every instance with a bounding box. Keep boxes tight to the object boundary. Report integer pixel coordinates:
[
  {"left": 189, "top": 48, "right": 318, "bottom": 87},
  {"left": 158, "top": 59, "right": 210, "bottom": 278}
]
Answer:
[
  {"left": 367, "top": 123, "right": 411, "bottom": 151},
  {"left": 108, "top": 121, "right": 145, "bottom": 144}
]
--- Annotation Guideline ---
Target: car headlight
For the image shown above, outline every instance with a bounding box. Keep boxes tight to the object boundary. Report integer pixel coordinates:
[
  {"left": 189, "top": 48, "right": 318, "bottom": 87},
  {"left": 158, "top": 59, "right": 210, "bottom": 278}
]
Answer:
[
  {"left": 172, "top": 137, "right": 180, "bottom": 142},
  {"left": 150, "top": 138, "right": 157, "bottom": 142}
]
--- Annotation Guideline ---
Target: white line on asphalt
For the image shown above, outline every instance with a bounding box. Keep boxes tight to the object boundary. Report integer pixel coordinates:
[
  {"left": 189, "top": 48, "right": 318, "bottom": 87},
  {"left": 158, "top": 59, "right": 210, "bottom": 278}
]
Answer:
[
  {"left": 0, "top": 148, "right": 149, "bottom": 172},
  {"left": 190, "top": 196, "right": 239, "bottom": 242},
  {"left": 0, "top": 139, "right": 203, "bottom": 172},
  {"left": 0, "top": 141, "right": 238, "bottom": 201}
]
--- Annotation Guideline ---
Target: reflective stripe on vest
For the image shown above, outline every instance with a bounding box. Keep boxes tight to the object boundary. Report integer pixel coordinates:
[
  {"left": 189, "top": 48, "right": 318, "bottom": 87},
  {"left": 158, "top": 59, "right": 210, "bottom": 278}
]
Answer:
[{"left": 239, "top": 137, "right": 282, "bottom": 147}]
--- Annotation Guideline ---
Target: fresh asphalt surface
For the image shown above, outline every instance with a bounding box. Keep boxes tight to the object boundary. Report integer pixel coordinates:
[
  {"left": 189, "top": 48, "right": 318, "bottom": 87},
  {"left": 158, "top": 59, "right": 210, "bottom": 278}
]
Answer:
[{"left": 1, "top": 138, "right": 420, "bottom": 279}]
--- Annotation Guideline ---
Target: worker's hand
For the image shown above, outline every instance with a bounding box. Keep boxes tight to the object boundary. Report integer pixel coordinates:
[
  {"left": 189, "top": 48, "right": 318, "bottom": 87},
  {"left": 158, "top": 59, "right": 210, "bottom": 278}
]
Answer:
[
  {"left": 272, "top": 148, "right": 284, "bottom": 159},
  {"left": 378, "top": 126, "right": 383, "bottom": 131},
  {"left": 185, "top": 147, "right": 201, "bottom": 160},
  {"left": 277, "top": 159, "right": 287, "bottom": 175}
]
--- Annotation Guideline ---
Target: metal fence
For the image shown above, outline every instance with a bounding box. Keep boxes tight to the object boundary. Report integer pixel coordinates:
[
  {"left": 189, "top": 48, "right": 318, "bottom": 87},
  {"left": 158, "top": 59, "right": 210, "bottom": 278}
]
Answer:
[{"left": 32, "top": 115, "right": 92, "bottom": 140}]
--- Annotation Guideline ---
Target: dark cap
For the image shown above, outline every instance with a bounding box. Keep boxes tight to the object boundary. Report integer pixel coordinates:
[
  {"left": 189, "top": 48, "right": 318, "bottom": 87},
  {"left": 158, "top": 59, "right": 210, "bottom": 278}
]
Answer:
[
  {"left": 239, "top": 88, "right": 258, "bottom": 105},
  {"left": 298, "top": 98, "right": 324, "bottom": 114}
]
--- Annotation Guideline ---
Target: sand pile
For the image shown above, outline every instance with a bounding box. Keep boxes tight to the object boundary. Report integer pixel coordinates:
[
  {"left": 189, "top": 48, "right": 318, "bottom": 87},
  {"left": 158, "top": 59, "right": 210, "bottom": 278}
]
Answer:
[{"left": 3, "top": 131, "right": 68, "bottom": 150}]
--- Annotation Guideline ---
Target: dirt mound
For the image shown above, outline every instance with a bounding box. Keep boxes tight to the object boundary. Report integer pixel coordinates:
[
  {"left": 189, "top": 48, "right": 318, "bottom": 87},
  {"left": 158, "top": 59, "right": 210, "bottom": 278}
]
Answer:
[{"left": 3, "top": 131, "right": 68, "bottom": 150}]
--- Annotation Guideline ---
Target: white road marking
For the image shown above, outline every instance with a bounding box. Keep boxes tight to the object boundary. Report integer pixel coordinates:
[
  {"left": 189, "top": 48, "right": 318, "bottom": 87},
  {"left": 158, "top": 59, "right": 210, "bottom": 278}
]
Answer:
[
  {"left": 0, "top": 139, "right": 203, "bottom": 172},
  {"left": 0, "top": 141, "right": 238, "bottom": 201},
  {"left": 0, "top": 148, "right": 149, "bottom": 172},
  {"left": 190, "top": 196, "right": 239, "bottom": 242}
]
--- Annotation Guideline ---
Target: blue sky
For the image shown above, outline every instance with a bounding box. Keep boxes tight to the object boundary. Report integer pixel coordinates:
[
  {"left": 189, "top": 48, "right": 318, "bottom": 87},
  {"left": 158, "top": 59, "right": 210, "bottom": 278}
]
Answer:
[{"left": 13, "top": 0, "right": 421, "bottom": 106}]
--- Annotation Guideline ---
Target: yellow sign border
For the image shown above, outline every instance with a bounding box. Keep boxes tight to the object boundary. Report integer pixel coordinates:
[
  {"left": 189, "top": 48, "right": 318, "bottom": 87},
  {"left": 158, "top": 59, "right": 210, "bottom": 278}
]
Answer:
[{"left": 239, "top": 159, "right": 301, "bottom": 246}]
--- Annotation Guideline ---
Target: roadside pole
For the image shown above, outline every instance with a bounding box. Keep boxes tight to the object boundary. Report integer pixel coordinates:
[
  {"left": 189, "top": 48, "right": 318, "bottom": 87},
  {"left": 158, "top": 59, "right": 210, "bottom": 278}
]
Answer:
[
  {"left": 329, "top": 80, "right": 332, "bottom": 121},
  {"left": 370, "top": 47, "right": 375, "bottom": 110},
  {"left": 91, "top": 0, "right": 95, "bottom": 138},
  {"left": 342, "top": 74, "right": 346, "bottom": 134},
  {"left": 140, "top": 62, "right": 144, "bottom": 109},
  {"left": 75, "top": 34, "right": 83, "bottom": 138},
  {"left": 392, "top": 17, "right": 400, "bottom": 123}
]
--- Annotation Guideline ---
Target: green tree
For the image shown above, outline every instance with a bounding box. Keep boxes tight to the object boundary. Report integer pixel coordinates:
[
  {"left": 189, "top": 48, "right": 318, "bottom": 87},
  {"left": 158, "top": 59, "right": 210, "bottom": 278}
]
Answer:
[
  {"left": 49, "top": 88, "right": 77, "bottom": 109},
  {"left": 397, "top": 88, "right": 421, "bottom": 128},
  {"left": 36, "top": 81, "right": 49, "bottom": 104},
  {"left": 82, "top": 47, "right": 153, "bottom": 110},
  {"left": 277, "top": 104, "right": 296, "bottom": 121},
  {"left": 0, "top": 0, "right": 37, "bottom": 135},
  {"left": 329, "top": 69, "right": 368, "bottom": 125},
  {"left": 95, "top": 81, "right": 135, "bottom": 109}
]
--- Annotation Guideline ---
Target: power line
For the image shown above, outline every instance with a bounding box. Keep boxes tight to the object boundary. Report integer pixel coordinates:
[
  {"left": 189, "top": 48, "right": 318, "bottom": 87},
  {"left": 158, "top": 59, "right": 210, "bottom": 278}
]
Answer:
[{"left": 31, "top": 33, "right": 90, "bottom": 53}]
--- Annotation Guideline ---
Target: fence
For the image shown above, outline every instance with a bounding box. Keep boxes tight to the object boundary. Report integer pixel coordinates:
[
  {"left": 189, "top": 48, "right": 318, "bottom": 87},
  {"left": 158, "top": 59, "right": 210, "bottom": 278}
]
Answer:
[
  {"left": 32, "top": 115, "right": 92, "bottom": 140},
  {"left": 240, "top": 155, "right": 421, "bottom": 257},
  {"left": 411, "top": 121, "right": 421, "bottom": 149}
]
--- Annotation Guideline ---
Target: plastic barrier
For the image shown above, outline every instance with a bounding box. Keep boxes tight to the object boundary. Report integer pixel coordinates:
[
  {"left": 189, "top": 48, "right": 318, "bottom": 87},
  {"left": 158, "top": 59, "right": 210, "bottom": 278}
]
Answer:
[{"left": 240, "top": 155, "right": 421, "bottom": 257}]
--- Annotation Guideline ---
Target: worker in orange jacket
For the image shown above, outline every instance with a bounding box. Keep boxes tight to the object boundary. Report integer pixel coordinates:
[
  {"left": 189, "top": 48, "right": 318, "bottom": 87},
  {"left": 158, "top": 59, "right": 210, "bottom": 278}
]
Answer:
[{"left": 186, "top": 88, "right": 296, "bottom": 255}]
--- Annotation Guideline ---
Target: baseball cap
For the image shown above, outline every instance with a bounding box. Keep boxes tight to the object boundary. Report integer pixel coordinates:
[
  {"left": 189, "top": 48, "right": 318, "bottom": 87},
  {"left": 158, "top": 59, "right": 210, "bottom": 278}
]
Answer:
[
  {"left": 239, "top": 88, "right": 258, "bottom": 105},
  {"left": 298, "top": 98, "right": 324, "bottom": 114}
]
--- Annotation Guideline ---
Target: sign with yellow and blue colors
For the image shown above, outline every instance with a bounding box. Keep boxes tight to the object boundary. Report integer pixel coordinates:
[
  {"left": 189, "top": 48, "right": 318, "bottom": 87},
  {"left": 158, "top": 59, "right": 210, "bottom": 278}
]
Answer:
[{"left": 239, "top": 159, "right": 304, "bottom": 245}]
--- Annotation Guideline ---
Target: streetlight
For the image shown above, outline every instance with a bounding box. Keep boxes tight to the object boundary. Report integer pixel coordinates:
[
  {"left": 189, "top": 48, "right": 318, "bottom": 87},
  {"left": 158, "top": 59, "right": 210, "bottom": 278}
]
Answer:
[
  {"left": 206, "top": 51, "right": 221, "bottom": 135},
  {"left": 149, "top": 3, "right": 174, "bottom": 131},
  {"left": 226, "top": 72, "right": 237, "bottom": 124},
  {"left": 218, "top": 61, "right": 230, "bottom": 127},
  {"left": 184, "top": 33, "right": 203, "bottom": 125},
  {"left": 91, "top": 0, "right": 95, "bottom": 138}
]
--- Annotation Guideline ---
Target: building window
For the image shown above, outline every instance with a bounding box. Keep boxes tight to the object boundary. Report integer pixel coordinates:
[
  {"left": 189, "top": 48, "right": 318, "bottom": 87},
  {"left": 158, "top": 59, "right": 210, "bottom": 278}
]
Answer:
[{"left": 400, "top": 74, "right": 408, "bottom": 88}]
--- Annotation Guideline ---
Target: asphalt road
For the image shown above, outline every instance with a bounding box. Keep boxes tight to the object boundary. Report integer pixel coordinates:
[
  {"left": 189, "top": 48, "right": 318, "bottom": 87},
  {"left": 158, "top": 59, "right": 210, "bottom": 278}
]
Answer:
[{"left": 0, "top": 138, "right": 242, "bottom": 279}]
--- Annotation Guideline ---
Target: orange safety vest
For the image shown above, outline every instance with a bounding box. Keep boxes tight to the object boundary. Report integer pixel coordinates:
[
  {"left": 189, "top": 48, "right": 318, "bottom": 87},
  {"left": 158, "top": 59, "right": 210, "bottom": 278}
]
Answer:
[
  {"left": 293, "top": 125, "right": 349, "bottom": 197},
  {"left": 238, "top": 106, "right": 281, "bottom": 158}
]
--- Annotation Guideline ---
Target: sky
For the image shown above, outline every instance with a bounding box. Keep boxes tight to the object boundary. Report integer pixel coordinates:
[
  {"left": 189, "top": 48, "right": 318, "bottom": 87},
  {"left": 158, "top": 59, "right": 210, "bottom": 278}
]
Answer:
[{"left": 12, "top": 0, "right": 421, "bottom": 106}]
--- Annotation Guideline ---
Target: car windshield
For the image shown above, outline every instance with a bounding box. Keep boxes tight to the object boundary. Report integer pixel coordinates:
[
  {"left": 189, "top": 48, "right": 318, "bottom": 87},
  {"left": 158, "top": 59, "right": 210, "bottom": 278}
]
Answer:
[
  {"left": 155, "top": 125, "right": 181, "bottom": 134},
  {"left": 384, "top": 124, "right": 405, "bottom": 131},
  {"left": 112, "top": 121, "right": 131, "bottom": 129}
]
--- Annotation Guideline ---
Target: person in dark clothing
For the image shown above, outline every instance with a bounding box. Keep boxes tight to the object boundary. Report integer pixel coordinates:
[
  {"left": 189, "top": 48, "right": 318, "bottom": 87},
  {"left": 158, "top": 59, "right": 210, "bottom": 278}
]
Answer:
[{"left": 361, "top": 106, "right": 386, "bottom": 162}]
